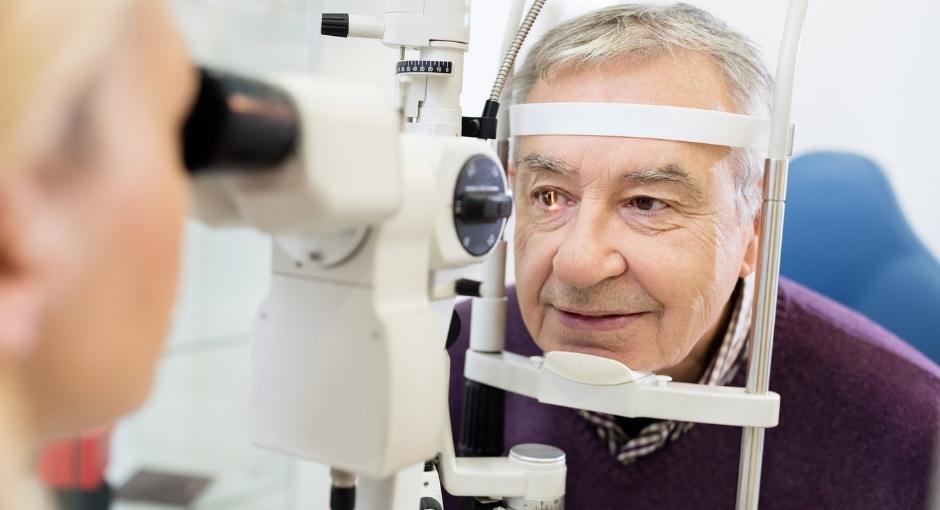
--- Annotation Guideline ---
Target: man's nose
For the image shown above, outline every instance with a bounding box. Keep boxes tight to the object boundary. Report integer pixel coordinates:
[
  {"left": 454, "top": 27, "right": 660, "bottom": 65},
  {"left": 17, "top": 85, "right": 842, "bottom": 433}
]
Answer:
[{"left": 552, "top": 212, "right": 627, "bottom": 289}]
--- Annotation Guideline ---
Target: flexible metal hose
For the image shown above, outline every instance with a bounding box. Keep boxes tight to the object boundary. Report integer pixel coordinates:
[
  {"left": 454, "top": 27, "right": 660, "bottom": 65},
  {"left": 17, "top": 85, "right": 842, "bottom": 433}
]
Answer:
[{"left": 489, "top": 0, "right": 548, "bottom": 102}]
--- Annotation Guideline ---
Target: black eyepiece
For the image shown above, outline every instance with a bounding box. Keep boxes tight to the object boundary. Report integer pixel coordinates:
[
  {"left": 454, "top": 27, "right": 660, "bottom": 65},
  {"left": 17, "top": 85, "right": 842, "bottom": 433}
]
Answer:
[
  {"left": 321, "top": 13, "right": 350, "bottom": 38},
  {"left": 182, "top": 68, "right": 298, "bottom": 174}
]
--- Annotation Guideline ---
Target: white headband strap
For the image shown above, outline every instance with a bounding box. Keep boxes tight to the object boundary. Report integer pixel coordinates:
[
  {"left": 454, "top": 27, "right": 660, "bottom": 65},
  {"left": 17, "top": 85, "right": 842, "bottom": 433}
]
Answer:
[{"left": 509, "top": 103, "right": 772, "bottom": 152}]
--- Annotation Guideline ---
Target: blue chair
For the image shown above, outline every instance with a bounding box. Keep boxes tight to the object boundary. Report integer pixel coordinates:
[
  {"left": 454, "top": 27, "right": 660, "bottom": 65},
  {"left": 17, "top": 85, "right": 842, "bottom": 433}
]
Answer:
[{"left": 781, "top": 151, "right": 940, "bottom": 364}]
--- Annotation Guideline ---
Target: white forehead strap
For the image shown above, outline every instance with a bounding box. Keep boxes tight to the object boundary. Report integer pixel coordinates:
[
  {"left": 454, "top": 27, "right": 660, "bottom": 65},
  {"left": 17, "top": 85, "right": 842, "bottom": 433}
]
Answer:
[{"left": 510, "top": 103, "right": 771, "bottom": 152}]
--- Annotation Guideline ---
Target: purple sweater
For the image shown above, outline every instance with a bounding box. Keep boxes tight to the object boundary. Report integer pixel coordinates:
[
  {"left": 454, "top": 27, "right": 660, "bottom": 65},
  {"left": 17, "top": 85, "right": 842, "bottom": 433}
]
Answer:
[{"left": 445, "top": 278, "right": 940, "bottom": 509}]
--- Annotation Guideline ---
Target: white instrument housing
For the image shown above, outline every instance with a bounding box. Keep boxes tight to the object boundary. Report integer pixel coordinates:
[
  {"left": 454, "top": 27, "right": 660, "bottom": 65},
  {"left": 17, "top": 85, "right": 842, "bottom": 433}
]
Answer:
[
  {"left": 191, "top": 75, "right": 400, "bottom": 235},
  {"left": 187, "top": 68, "right": 511, "bottom": 478},
  {"left": 244, "top": 132, "right": 507, "bottom": 478}
]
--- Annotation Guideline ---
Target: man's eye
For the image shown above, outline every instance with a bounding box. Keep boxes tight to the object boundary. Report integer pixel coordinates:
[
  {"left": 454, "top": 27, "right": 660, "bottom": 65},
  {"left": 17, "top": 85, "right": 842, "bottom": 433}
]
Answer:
[
  {"left": 533, "top": 189, "right": 572, "bottom": 211},
  {"left": 627, "top": 196, "right": 669, "bottom": 212}
]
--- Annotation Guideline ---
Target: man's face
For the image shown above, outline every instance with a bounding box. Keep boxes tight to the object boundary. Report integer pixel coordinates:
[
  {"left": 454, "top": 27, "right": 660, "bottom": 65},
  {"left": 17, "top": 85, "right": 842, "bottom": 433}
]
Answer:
[{"left": 512, "top": 52, "right": 758, "bottom": 381}]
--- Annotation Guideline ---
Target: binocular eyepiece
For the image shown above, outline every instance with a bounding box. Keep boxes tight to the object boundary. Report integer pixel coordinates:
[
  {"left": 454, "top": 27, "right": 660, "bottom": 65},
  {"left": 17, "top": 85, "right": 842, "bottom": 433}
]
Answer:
[{"left": 182, "top": 68, "right": 299, "bottom": 174}]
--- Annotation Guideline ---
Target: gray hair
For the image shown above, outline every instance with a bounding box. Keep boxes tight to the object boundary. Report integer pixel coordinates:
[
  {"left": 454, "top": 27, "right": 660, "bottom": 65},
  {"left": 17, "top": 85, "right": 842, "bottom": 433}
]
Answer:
[{"left": 506, "top": 3, "right": 773, "bottom": 220}]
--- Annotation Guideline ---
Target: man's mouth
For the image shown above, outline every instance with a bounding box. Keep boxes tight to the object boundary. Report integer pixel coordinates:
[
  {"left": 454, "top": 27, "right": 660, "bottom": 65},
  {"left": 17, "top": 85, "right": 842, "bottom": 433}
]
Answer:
[{"left": 550, "top": 306, "right": 647, "bottom": 331}]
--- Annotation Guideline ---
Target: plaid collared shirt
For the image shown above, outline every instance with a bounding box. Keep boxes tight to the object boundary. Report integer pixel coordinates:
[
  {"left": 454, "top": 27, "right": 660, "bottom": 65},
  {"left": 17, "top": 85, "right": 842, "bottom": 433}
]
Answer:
[{"left": 579, "top": 275, "right": 755, "bottom": 465}]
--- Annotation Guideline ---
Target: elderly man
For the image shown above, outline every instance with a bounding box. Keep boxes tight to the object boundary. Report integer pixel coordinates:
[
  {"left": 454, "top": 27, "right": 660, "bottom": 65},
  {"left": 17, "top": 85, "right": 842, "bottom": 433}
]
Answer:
[{"left": 446, "top": 4, "right": 940, "bottom": 509}]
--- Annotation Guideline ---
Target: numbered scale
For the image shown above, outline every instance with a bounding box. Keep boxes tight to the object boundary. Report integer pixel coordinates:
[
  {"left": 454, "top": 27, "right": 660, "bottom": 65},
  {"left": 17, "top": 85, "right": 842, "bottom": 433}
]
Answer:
[{"left": 396, "top": 60, "right": 454, "bottom": 75}]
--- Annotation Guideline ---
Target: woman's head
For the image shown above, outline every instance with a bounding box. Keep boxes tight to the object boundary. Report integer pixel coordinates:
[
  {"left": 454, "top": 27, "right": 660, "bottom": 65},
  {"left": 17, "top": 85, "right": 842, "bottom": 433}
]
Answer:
[{"left": 0, "top": 0, "right": 194, "bottom": 438}]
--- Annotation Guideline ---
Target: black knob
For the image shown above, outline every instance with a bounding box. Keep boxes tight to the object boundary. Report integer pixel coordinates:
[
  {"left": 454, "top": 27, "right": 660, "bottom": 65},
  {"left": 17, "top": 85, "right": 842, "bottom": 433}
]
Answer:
[
  {"left": 455, "top": 193, "right": 512, "bottom": 223},
  {"left": 454, "top": 279, "right": 482, "bottom": 298},
  {"left": 452, "top": 155, "right": 508, "bottom": 256},
  {"left": 321, "top": 13, "right": 350, "bottom": 38}
]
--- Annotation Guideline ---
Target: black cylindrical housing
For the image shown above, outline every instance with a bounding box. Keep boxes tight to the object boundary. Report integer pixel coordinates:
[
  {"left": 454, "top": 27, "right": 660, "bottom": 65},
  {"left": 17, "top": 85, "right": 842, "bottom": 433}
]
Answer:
[
  {"left": 458, "top": 380, "right": 506, "bottom": 509},
  {"left": 183, "top": 68, "right": 298, "bottom": 174},
  {"left": 458, "top": 380, "right": 505, "bottom": 457},
  {"left": 481, "top": 99, "right": 500, "bottom": 119},
  {"left": 330, "top": 485, "right": 356, "bottom": 510},
  {"left": 321, "top": 13, "right": 350, "bottom": 37}
]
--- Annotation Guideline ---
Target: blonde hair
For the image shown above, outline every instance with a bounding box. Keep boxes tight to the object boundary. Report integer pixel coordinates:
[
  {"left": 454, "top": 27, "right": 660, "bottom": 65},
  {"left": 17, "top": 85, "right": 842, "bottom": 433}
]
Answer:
[{"left": 0, "top": 0, "right": 134, "bottom": 169}]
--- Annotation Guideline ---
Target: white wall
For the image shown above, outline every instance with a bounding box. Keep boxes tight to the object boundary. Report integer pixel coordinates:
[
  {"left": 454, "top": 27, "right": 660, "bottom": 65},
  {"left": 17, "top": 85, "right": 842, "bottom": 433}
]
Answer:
[{"left": 792, "top": 0, "right": 940, "bottom": 257}]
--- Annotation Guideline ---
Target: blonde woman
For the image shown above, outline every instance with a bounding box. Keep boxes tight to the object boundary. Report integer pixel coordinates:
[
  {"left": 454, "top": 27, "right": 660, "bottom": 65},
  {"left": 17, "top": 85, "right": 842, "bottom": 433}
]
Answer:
[{"left": 0, "top": 0, "right": 194, "bottom": 506}]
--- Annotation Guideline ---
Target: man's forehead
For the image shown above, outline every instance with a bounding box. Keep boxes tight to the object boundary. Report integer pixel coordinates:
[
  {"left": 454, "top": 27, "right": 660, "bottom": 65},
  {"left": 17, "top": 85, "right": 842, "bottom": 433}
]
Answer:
[
  {"left": 514, "top": 131, "right": 725, "bottom": 178},
  {"left": 526, "top": 52, "right": 736, "bottom": 113}
]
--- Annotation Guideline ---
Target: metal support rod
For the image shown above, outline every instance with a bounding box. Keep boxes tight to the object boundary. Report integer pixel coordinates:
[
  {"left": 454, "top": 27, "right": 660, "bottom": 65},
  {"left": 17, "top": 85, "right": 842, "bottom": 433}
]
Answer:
[
  {"left": 746, "top": 160, "right": 789, "bottom": 397},
  {"left": 736, "top": 159, "right": 788, "bottom": 510},
  {"left": 735, "top": 0, "right": 808, "bottom": 507}
]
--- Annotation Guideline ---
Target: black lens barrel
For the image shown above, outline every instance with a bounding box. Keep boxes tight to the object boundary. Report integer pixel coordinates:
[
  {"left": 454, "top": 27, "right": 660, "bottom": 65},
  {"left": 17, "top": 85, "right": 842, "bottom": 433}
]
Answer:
[{"left": 183, "top": 68, "right": 298, "bottom": 174}]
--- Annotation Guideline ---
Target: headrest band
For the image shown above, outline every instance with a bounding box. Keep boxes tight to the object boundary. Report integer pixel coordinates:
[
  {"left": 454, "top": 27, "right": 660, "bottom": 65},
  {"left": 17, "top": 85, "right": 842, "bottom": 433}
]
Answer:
[{"left": 509, "top": 103, "right": 772, "bottom": 152}]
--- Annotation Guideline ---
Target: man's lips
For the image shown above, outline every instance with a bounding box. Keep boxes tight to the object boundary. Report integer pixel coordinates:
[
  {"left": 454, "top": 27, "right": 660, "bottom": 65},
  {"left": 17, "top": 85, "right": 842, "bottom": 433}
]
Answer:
[{"left": 550, "top": 306, "right": 647, "bottom": 331}]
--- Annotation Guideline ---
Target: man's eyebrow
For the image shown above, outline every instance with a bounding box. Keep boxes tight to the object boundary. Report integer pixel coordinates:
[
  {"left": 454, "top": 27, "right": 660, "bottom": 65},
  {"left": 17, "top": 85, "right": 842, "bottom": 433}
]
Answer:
[
  {"left": 517, "top": 155, "right": 705, "bottom": 202},
  {"left": 621, "top": 163, "right": 705, "bottom": 202},
  {"left": 517, "top": 153, "right": 578, "bottom": 178}
]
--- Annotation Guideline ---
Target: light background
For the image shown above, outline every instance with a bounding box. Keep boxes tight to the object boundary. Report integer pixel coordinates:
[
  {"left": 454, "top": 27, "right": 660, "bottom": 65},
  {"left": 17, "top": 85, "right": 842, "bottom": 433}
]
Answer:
[{"left": 109, "top": 1, "right": 940, "bottom": 508}]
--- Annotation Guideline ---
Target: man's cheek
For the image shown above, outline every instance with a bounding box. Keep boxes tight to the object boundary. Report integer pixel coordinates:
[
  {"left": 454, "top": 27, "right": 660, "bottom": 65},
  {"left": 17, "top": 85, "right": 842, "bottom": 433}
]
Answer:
[
  {"left": 514, "top": 227, "right": 558, "bottom": 334},
  {"left": 662, "top": 222, "right": 721, "bottom": 278},
  {"left": 518, "top": 227, "right": 559, "bottom": 275},
  {"left": 638, "top": 226, "right": 725, "bottom": 332},
  {"left": 625, "top": 232, "right": 687, "bottom": 281},
  {"left": 512, "top": 216, "right": 534, "bottom": 258},
  {"left": 628, "top": 235, "right": 709, "bottom": 311}
]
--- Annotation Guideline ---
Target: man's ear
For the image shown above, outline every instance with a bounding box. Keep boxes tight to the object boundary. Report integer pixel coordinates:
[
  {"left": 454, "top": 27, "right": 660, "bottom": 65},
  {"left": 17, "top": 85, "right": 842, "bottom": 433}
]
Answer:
[
  {"left": 739, "top": 213, "right": 761, "bottom": 278},
  {"left": 0, "top": 174, "right": 55, "bottom": 361}
]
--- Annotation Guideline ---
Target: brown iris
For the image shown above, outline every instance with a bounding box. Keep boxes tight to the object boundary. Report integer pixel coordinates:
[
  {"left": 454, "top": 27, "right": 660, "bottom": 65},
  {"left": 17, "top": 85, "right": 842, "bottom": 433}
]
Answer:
[{"left": 536, "top": 189, "right": 566, "bottom": 211}]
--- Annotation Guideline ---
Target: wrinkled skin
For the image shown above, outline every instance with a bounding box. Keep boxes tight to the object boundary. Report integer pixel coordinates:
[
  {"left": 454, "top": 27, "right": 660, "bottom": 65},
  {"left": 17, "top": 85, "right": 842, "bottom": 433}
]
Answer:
[{"left": 511, "top": 52, "right": 759, "bottom": 382}]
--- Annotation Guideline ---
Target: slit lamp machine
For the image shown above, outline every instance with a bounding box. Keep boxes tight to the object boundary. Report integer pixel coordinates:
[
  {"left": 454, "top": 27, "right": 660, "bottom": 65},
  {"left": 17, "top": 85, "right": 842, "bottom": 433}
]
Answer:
[{"left": 180, "top": 0, "right": 810, "bottom": 508}]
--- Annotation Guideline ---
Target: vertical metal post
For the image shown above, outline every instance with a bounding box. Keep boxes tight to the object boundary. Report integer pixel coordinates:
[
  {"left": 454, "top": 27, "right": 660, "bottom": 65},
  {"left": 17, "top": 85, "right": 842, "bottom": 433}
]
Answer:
[
  {"left": 736, "top": 158, "right": 789, "bottom": 510},
  {"left": 735, "top": 0, "right": 809, "bottom": 506}
]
